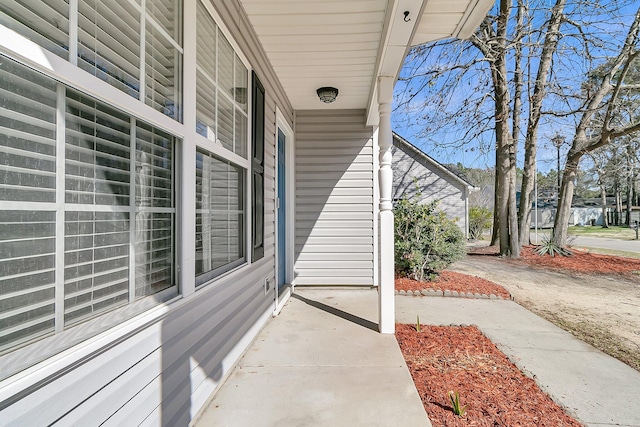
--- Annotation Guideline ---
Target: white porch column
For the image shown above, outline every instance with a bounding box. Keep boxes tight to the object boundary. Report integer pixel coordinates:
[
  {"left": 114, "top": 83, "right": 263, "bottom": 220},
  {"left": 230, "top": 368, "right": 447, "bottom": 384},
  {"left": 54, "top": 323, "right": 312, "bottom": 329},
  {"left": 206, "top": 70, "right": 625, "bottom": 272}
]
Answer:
[{"left": 378, "top": 76, "right": 395, "bottom": 334}]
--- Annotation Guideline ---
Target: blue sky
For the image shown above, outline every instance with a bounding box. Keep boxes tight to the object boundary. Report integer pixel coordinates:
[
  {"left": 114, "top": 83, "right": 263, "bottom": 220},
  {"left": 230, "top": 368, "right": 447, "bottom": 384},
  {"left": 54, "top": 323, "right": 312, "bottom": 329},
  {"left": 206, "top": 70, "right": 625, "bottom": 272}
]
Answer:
[{"left": 391, "top": 0, "right": 639, "bottom": 174}]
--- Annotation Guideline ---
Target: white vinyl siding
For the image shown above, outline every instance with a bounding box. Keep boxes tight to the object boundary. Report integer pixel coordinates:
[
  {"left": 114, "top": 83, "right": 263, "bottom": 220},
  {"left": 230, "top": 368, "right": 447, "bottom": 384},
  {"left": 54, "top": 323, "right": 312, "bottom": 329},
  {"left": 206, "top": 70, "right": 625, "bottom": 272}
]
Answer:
[
  {"left": 294, "top": 110, "right": 374, "bottom": 286},
  {"left": 392, "top": 137, "right": 468, "bottom": 235}
]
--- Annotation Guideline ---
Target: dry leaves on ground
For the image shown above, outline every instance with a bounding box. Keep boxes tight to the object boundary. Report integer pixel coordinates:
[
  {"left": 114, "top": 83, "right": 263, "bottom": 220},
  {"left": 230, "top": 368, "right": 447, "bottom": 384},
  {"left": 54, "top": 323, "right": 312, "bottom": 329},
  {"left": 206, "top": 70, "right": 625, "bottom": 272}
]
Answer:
[{"left": 396, "top": 324, "right": 582, "bottom": 427}]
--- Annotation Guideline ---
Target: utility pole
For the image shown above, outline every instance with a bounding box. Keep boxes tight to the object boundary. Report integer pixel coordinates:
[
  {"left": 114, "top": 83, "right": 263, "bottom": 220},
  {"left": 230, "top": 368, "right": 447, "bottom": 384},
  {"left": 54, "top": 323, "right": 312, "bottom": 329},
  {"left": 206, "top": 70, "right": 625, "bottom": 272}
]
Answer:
[{"left": 552, "top": 134, "right": 565, "bottom": 206}]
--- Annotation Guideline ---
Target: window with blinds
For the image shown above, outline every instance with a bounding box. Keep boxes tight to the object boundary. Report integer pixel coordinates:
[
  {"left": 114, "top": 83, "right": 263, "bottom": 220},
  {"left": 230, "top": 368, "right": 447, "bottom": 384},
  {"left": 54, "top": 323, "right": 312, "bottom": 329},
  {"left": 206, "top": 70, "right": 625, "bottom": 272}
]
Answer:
[
  {"left": 1, "top": 0, "right": 183, "bottom": 121},
  {"left": 195, "top": 1, "right": 248, "bottom": 158},
  {"left": 195, "top": 149, "right": 245, "bottom": 285},
  {"left": 77, "top": 0, "right": 142, "bottom": 98},
  {"left": 0, "top": 58, "right": 58, "bottom": 353},
  {"left": 0, "top": 57, "right": 177, "bottom": 355},
  {"left": 145, "top": 0, "right": 182, "bottom": 121},
  {"left": 0, "top": 0, "right": 70, "bottom": 60},
  {"left": 134, "top": 122, "right": 175, "bottom": 298},
  {"left": 64, "top": 91, "right": 132, "bottom": 324}
]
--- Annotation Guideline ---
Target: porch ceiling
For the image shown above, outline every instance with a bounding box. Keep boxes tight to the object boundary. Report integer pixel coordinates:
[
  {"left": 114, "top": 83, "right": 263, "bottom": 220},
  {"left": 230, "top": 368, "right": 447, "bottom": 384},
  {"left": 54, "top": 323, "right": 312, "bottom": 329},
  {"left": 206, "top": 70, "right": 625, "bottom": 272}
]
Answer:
[{"left": 239, "top": 0, "right": 493, "bottom": 112}]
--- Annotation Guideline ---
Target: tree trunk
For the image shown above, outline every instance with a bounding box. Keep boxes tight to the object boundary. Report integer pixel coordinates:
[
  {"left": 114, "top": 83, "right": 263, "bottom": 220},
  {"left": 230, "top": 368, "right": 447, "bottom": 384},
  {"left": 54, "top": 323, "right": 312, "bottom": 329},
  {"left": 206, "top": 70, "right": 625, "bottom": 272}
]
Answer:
[
  {"left": 508, "top": 149, "right": 520, "bottom": 257},
  {"left": 518, "top": 0, "right": 566, "bottom": 246},
  {"left": 494, "top": 0, "right": 517, "bottom": 257},
  {"left": 615, "top": 183, "right": 622, "bottom": 225},
  {"left": 552, "top": 155, "right": 579, "bottom": 246},
  {"left": 627, "top": 174, "right": 633, "bottom": 225},
  {"left": 491, "top": 167, "right": 500, "bottom": 246},
  {"left": 627, "top": 143, "right": 635, "bottom": 225},
  {"left": 600, "top": 183, "right": 609, "bottom": 228},
  {"left": 512, "top": 0, "right": 526, "bottom": 246}
]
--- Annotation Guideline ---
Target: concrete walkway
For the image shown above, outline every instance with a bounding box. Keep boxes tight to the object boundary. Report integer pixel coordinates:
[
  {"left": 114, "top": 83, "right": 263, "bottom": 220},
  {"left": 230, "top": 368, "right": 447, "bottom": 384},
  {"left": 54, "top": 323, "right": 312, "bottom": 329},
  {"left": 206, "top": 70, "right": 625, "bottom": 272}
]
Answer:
[
  {"left": 397, "top": 296, "right": 640, "bottom": 427},
  {"left": 195, "top": 289, "right": 430, "bottom": 427},
  {"left": 196, "top": 289, "right": 640, "bottom": 427}
]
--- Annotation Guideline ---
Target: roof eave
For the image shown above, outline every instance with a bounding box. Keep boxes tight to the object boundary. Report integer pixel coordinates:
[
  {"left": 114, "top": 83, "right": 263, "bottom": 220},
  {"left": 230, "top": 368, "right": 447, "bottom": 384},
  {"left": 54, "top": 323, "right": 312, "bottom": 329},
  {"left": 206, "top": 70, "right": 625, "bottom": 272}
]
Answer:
[{"left": 393, "top": 132, "right": 476, "bottom": 189}]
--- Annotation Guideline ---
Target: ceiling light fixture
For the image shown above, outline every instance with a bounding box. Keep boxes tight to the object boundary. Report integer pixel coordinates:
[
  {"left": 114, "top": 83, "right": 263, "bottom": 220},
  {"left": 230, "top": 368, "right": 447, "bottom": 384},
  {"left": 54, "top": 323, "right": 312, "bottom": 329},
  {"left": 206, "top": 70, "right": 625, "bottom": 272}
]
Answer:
[{"left": 316, "top": 87, "right": 339, "bottom": 103}]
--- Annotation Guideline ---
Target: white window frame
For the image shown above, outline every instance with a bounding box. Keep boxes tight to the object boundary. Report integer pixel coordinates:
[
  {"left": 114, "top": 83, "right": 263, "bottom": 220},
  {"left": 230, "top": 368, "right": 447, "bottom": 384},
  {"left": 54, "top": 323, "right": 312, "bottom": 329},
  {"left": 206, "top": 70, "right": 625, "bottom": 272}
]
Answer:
[
  {"left": 190, "top": 0, "right": 253, "bottom": 289},
  {"left": 0, "top": 0, "right": 259, "bottom": 381},
  {"left": 193, "top": 0, "right": 251, "bottom": 171},
  {"left": 0, "top": 57, "right": 180, "bottom": 378}
]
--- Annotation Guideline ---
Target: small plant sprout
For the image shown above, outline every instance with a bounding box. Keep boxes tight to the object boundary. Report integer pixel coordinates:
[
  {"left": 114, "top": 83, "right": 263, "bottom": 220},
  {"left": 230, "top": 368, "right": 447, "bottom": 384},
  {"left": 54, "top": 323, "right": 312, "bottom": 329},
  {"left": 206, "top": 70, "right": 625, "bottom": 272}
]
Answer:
[
  {"left": 449, "top": 391, "right": 467, "bottom": 417},
  {"left": 416, "top": 315, "right": 421, "bottom": 332}
]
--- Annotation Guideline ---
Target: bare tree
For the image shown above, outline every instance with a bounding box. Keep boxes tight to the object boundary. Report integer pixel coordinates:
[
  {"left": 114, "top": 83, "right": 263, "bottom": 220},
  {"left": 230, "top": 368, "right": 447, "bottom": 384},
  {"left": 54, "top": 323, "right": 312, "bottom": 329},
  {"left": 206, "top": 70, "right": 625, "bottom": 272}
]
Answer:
[
  {"left": 470, "top": 0, "right": 522, "bottom": 256},
  {"left": 553, "top": 5, "right": 640, "bottom": 246},
  {"left": 518, "top": 0, "right": 566, "bottom": 245},
  {"left": 394, "top": 0, "right": 637, "bottom": 254}
]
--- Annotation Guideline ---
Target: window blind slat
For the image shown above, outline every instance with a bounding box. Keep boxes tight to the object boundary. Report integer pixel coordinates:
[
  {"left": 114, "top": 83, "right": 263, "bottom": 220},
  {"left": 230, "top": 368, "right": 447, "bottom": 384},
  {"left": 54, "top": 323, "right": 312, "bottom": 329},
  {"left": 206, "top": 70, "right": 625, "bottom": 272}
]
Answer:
[
  {"left": 195, "top": 71, "right": 216, "bottom": 139},
  {"left": 0, "top": 56, "right": 58, "bottom": 354},
  {"left": 0, "top": 311, "right": 54, "bottom": 341},
  {"left": 0, "top": 0, "right": 69, "bottom": 59},
  {"left": 217, "top": 95, "right": 234, "bottom": 152},
  {"left": 195, "top": 4, "right": 248, "bottom": 158},
  {"left": 145, "top": 24, "right": 181, "bottom": 120},
  {"left": 0, "top": 85, "right": 57, "bottom": 123},
  {"left": 77, "top": 0, "right": 141, "bottom": 97},
  {"left": 146, "top": 0, "right": 181, "bottom": 43}
]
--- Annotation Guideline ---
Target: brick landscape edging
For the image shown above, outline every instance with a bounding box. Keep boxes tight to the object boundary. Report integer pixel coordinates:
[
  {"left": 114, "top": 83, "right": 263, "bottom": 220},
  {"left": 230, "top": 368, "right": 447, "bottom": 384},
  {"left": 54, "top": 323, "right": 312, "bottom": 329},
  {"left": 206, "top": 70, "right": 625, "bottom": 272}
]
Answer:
[{"left": 395, "top": 289, "right": 513, "bottom": 300}]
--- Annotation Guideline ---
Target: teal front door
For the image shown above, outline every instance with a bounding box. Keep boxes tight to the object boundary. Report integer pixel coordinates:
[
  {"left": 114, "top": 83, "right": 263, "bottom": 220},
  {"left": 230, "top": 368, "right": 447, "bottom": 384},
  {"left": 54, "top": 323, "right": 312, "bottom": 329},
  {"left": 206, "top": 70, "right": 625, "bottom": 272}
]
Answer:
[{"left": 277, "top": 128, "right": 286, "bottom": 288}]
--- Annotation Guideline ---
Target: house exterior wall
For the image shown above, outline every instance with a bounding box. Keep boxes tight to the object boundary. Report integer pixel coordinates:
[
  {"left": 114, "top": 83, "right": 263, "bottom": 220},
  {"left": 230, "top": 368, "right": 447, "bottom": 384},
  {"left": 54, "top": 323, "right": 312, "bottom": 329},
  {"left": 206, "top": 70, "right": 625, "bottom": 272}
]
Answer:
[
  {"left": 294, "top": 110, "right": 375, "bottom": 286},
  {"left": 392, "top": 142, "right": 468, "bottom": 236},
  {"left": 0, "top": 0, "right": 293, "bottom": 424},
  {"left": 533, "top": 207, "right": 605, "bottom": 228}
]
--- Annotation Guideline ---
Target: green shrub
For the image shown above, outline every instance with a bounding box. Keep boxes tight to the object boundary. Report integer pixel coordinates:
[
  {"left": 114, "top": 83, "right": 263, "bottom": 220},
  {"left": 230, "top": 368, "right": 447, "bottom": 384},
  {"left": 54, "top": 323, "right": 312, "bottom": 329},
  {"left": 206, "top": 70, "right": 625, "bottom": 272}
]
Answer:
[
  {"left": 394, "top": 199, "right": 466, "bottom": 281},
  {"left": 469, "top": 206, "right": 492, "bottom": 240}
]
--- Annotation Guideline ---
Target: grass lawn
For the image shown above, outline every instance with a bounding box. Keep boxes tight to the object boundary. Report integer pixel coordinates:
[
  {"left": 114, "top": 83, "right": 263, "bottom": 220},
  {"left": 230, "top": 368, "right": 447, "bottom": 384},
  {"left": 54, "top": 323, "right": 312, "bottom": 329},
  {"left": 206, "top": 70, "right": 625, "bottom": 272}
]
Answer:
[{"left": 568, "top": 225, "right": 637, "bottom": 239}]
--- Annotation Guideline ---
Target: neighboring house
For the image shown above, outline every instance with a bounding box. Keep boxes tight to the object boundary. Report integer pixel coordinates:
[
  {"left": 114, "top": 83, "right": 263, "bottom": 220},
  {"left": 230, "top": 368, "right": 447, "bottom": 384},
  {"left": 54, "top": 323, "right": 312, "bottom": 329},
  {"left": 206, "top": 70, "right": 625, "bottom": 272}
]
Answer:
[
  {"left": 393, "top": 133, "right": 476, "bottom": 237},
  {"left": 533, "top": 207, "right": 605, "bottom": 228},
  {"left": 529, "top": 197, "right": 612, "bottom": 228},
  {"left": 0, "top": 0, "right": 492, "bottom": 424}
]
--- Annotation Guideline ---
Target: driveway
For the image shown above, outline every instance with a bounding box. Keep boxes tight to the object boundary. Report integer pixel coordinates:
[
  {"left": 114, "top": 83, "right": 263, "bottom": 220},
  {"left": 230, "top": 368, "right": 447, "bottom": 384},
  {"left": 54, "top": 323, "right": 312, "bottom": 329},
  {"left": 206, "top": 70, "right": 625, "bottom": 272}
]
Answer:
[{"left": 570, "top": 235, "right": 640, "bottom": 254}]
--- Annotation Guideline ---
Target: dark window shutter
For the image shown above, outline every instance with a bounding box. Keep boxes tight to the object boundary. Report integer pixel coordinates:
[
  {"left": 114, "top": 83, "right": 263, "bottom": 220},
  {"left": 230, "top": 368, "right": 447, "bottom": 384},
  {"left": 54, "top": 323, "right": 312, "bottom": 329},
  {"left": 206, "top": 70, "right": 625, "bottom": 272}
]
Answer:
[{"left": 251, "top": 71, "right": 265, "bottom": 261}]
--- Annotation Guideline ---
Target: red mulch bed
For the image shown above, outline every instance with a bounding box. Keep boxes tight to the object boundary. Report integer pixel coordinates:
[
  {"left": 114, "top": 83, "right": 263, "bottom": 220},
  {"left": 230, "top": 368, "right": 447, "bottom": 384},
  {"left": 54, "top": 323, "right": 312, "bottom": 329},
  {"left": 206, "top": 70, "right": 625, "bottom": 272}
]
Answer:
[
  {"left": 470, "top": 244, "right": 640, "bottom": 276},
  {"left": 396, "top": 324, "right": 583, "bottom": 426},
  {"left": 395, "top": 271, "right": 512, "bottom": 299}
]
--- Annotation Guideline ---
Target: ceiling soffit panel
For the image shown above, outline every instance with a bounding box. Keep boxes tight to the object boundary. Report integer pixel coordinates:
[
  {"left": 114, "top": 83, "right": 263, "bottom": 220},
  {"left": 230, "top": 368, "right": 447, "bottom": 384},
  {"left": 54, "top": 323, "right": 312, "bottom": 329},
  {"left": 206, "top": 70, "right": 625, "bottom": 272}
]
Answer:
[
  {"left": 412, "top": 0, "right": 495, "bottom": 46},
  {"left": 239, "top": 0, "right": 494, "bottom": 113},
  {"left": 240, "top": 0, "right": 388, "bottom": 110}
]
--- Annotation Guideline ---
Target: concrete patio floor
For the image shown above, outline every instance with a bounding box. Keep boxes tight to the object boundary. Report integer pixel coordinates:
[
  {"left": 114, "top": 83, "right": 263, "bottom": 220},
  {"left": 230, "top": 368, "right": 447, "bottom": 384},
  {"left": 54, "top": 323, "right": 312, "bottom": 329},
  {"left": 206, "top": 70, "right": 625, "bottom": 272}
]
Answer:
[
  {"left": 195, "top": 289, "right": 640, "bottom": 427},
  {"left": 194, "top": 289, "right": 430, "bottom": 427}
]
